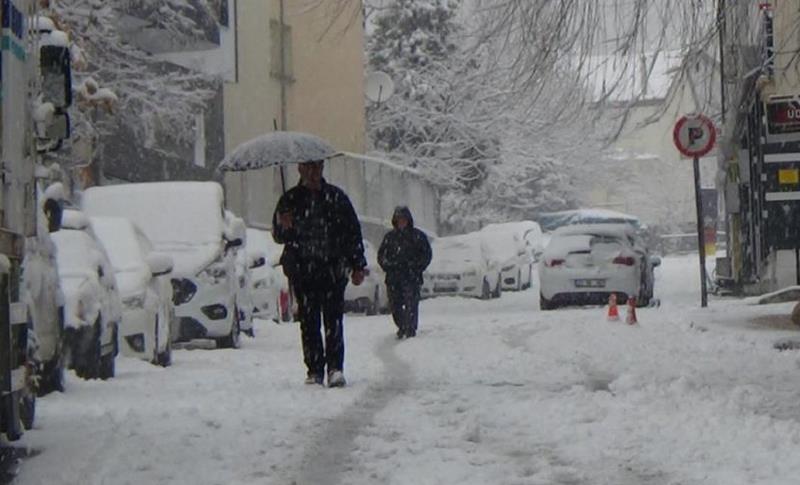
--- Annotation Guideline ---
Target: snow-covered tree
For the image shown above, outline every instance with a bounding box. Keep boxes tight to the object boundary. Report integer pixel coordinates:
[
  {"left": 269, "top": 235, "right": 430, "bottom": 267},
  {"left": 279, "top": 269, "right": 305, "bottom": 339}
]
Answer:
[
  {"left": 367, "top": 0, "right": 498, "bottom": 192},
  {"left": 44, "top": 0, "right": 219, "bottom": 178}
]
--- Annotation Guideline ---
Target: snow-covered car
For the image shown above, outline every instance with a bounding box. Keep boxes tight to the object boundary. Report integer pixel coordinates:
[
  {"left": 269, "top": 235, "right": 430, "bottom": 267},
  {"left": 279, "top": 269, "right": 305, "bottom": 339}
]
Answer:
[
  {"left": 90, "top": 216, "right": 175, "bottom": 366},
  {"left": 228, "top": 212, "right": 255, "bottom": 337},
  {"left": 482, "top": 220, "right": 545, "bottom": 262},
  {"left": 478, "top": 230, "right": 529, "bottom": 292},
  {"left": 538, "top": 224, "right": 660, "bottom": 310},
  {"left": 244, "top": 228, "right": 285, "bottom": 321},
  {"left": 82, "top": 182, "right": 244, "bottom": 349},
  {"left": 52, "top": 210, "right": 121, "bottom": 380},
  {"left": 345, "top": 240, "right": 388, "bottom": 315},
  {"left": 423, "top": 234, "right": 502, "bottom": 300},
  {"left": 22, "top": 182, "right": 66, "bottom": 394}
]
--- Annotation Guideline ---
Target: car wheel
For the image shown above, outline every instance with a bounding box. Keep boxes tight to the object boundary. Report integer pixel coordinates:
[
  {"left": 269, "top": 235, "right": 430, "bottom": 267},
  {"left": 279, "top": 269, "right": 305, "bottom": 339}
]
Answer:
[
  {"left": 79, "top": 319, "right": 103, "bottom": 380},
  {"left": 540, "top": 293, "right": 556, "bottom": 311},
  {"left": 157, "top": 339, "right": 172, "bottom": 367},
  {"left": 492, "top": 279, "right": 502, "bottom": 299},
  {"left": 99, "top": 325, "right": 117, "bottom": 380},
  {"left": 38, "top": 355, "right": 65, "bottom": 396},
  {"left": 217, "top": 311, "right": 241, "bottom": 349},
  {"left": 480, "top": 279, "right": 491, "bottom": 300},
  {"left": 20, "top": 393, "right": 35, "bottom": 431}
]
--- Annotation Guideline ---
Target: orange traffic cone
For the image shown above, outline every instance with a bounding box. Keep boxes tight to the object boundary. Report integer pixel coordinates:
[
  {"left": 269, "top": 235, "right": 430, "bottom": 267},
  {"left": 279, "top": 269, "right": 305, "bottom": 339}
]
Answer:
[
  {"left": 626, "top": 297, "right": 638, "bottom": 325},
  {"left": 607, "top": 294, "right": 620, "bottom": 321}
]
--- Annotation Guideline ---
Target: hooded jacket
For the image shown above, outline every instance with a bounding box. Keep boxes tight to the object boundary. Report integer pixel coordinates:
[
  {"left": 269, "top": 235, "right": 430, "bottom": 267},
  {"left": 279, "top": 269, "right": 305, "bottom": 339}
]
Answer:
[{"left": 378, "top": 207, "right": 432, "bottom": 287}]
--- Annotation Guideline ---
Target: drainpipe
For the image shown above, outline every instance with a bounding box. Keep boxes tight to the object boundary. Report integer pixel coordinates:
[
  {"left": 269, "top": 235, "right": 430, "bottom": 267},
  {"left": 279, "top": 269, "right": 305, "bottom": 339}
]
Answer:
[{"left": 279, "top": 0, "right": 288, "bottom": 131}]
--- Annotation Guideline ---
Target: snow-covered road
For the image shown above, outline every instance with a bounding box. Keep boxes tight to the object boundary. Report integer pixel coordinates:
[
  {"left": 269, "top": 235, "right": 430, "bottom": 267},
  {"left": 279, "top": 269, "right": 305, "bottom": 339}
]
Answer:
[{"left": 16, "top": 255, "right": 800, "bottom": 485}]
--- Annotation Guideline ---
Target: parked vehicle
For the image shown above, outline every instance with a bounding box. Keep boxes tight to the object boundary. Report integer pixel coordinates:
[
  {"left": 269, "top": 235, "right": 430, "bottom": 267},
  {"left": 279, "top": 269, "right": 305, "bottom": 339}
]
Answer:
[
  {"left": 82, "top": 182, "right": 245, "bottom": 349},
  {"left": 423, "top": 234, "right": 502, "bottom": 300},
  {"left": 0, "top": 1, "right": 73, "bottom": 440},
  {"left": 538, "top": 224, "right": 660, "bottom": 310},
  {"left": 227, "top": 213, "right": 255, "bottom": 337},
  {"left": 245, "top": 228, "right": 284, "bottom": 321},
  {"left": 345, "top": 240, "right": 388, "bottom": 315},
  {"left": 90, "top": 216, "right": 175, "bottom": 366},
  {"left": 53, "top": 210, "right": 121, "bottom": 380}
]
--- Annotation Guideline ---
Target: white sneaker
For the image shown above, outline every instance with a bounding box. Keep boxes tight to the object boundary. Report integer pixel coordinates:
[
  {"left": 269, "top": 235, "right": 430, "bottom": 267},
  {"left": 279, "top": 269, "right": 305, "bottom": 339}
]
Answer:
[{"left": 327, "top": 370, "right": 346, "bottom": 388}]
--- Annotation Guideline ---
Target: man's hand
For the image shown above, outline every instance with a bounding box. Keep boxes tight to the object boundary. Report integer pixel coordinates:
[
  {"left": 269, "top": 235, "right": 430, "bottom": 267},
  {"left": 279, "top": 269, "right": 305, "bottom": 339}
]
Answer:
[
  {"left": 351, "top": 268, "right": 366, "bottom": 286},
  {"left": 278, "top": 211, "right": 293, "bottom": 230}
]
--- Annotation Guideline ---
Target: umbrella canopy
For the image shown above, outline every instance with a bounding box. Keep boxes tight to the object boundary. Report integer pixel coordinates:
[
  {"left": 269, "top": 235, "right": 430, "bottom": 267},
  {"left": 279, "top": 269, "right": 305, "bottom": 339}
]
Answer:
[{"left": 217, "top": 131, "right": 338, "bottom": 172}]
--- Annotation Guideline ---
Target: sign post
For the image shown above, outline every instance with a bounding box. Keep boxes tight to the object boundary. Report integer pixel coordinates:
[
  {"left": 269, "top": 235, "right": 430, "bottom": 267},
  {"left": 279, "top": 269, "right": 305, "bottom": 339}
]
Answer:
[{"left": 673, "top": 114, "right": 717, "bottom": 308}]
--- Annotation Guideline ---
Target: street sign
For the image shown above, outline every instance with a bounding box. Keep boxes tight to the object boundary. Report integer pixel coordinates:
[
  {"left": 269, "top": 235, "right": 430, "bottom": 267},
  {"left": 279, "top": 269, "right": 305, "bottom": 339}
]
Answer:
[
  {"left": 673, "top": 113, "right": 716, "bottom": 308},
  {"left": 673, "top": 114, "right": 716, "bottom": 158}
]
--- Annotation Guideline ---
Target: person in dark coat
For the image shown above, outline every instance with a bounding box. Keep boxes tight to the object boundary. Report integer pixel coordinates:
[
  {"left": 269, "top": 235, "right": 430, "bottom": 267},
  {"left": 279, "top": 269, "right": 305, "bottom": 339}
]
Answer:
[
  {"left": 272, "top": 160, "right": 366, "bottom": 387},
  {"left": 378, "top": 206, "right": 432, "bottom": 339}
]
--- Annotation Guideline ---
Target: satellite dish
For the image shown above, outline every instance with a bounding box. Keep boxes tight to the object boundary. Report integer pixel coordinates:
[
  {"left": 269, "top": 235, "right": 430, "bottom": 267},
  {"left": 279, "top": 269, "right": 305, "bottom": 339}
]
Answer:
[{"left": 365, "top": 71, "right": 395, "bottom": 104}]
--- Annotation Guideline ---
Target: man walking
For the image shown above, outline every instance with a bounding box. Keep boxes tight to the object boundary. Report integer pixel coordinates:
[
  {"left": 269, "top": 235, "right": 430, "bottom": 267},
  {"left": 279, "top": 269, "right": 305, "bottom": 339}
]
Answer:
[
  {"left": 272, "top": 160, "right": 366, "bottom": 387},
  {"left": 378, "top": 207, "right": 432, "bottom": 339}
]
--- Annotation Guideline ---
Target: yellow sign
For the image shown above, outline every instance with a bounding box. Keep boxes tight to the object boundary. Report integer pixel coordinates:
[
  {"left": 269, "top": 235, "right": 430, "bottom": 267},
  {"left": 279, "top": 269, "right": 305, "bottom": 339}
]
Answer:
[{"left": 779, "top": 168, "right": 800, "bottom": 185}]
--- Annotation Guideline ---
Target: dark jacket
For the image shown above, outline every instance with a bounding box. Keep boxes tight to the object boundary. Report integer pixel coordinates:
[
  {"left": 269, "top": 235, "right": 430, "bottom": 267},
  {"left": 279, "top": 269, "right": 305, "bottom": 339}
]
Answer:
[
  {"left": 378, "top": 207, "right": 432, "bottom": 287},
  {"left": 272, "top": 179, "right": 366, "bottom": 284}
]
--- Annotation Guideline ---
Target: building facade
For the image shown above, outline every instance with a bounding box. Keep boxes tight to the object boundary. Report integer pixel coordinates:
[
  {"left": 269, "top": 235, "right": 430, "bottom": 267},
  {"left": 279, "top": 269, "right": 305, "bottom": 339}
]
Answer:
[{"left": 717, "top": 1, "right": 800, "bottom": 293}]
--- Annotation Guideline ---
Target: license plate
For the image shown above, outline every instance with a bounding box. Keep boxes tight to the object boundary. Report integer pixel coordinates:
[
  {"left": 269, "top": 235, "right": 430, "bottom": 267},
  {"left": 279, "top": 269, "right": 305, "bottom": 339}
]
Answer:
[{"left": 574, "top": 279, "right": 606, "bottom": 288}]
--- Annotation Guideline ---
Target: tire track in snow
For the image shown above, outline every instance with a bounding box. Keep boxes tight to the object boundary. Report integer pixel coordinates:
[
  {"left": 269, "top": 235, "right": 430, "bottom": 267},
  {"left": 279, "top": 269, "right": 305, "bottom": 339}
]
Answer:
[{"left": 290, "top": 334, "right": 411, "bottom": 485}]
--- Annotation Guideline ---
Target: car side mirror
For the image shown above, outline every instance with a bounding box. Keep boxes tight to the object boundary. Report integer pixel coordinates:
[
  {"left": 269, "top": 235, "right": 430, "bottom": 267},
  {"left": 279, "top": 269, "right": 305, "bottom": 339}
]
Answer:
[
  {"left": 40, "top": 44, "right": 72, "bottom": 110},
  {"left": 146, "top": 253, "right": 174, "bottom": 277},
  {"left": 43, "top": 198, "right": 63, "bottom": 233},
  {"left": 249, "top": 256, "right": 266, "bottom": 269},
  {"left": 225, "top": 238, "right": 243, "bottom": 251},
  {"left": 651, "top": 256, "right": 662, "bottom": 268}
]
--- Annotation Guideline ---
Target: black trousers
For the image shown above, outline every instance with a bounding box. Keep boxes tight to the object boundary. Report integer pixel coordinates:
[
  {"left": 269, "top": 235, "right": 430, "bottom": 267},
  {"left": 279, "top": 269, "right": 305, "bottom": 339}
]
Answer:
[
  {"left": 387, "top": 283, "right": 420, "bottom": 334},
  {"left": 293, "top": 280, "right": 347, "bottom": 377}
]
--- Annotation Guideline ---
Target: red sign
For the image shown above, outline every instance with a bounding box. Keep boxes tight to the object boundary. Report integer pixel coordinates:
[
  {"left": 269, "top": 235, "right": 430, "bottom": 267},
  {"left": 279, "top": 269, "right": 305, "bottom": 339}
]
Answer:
[
  {"left": 766, "top": 100, "right": 800, "bottom": 135},
  {"left": 673, "top": 114, "right": 716, "bottom": 158}
]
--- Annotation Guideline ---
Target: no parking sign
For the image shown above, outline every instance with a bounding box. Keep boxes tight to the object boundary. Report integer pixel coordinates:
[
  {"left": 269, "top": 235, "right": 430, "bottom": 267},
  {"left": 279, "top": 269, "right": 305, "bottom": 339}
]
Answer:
[
  {"left": 673, "top": 113, "right": 717, "bottom": 308},
  {"left": 673, "top": 114, "right": 716, "bottom": 158}
]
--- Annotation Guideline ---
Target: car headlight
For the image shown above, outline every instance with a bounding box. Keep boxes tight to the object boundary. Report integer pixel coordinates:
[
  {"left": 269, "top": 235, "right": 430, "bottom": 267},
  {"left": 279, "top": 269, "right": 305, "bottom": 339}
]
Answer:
[
  {"left": 197, "top": 262, "right": 228, "bottom": 285},
  {"left": 463, "top": 270, "right": 477, "bottom": 277},
  {"left": 122, "top": 294, "right": 145, "bottom": 309},
  {"left": 502, "top": 265, "right": 515, "bottom": 272}
]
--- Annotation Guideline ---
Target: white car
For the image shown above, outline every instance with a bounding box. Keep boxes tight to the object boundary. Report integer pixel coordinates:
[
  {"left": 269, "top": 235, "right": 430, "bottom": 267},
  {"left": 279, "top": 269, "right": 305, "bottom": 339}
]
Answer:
[
  {"left": 244, "top": 228, "right": 285, "bottom": 321},
  {"left": 423, "top": 234, "right": 502, "bottom": 300},
  {"left": 52, "top": 210, "right": 121, "bottom": 380},
  {"left": 23, "top": 182, "right": 66, "bottom": 394},
  {"left": 538, "top": 224, "right": 660, "bottom": 310},
  {"left": 228, "top": 213, "right": 255, "bottom": 337},
  {"left": 82, "top": 182, "right": 245, "bottom": 349},
  {"left": 480, "top": 230, "right": 530, "bottom": 292},
  {"left": 90, "top": 216, "right": 175, "bottom": 366},
  {"left": 345, "top": 240, "right": 388, "bottom": 315}
]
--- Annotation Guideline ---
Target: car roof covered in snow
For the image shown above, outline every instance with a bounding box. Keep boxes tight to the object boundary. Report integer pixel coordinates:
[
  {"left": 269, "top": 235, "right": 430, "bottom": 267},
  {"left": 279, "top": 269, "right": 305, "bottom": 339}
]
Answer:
[
  {"left": 553, "top": 223, "right": 636, "bottom": 239},
  {"left": 82, "top": 182, "right": 225, "bottom": 247},
  {"left": 537, "top": 209, "right": 640, "bottom": 232}
]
